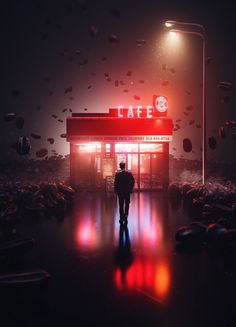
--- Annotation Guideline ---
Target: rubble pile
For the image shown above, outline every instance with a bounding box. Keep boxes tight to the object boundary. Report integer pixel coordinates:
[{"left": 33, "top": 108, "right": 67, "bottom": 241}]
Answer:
[
  {"left": 169, "top": 182, "right": 236, "bottom": 257},
  {"left": 0, "top": 180, "right": 75, "bottom": 226},
  {"left": 0, "top": 155, "right": 70, "bottom": 184}
]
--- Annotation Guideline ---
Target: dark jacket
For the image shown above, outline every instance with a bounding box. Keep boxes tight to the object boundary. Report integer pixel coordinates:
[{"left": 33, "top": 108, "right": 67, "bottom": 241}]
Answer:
[{"left": 114, "top": 170, "right": 135, "bottom": 195}]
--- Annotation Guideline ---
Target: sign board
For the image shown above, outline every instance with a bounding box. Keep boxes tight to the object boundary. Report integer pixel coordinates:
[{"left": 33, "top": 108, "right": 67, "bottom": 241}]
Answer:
[{"left": 69, "top": 135, "right": 172, "bottom": 142}]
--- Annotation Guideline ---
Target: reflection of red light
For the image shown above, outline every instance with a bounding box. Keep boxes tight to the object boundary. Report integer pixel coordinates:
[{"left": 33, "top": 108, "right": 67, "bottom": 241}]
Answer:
[
  {"left": 114, "top": 259, "right": 171, "bottom": 302},
  {"left": 115, "top": 269, "right": 122, "bottom": 290},
  {"left": 136, "top": 261, "right": 143, "bottom": 287},
  {"left": 77, "top": 223, "right": 97, "bottom": 248},
  {"left": 126, "top": 266, "right": 135, "bottom": 289},
  {"left": 145, "top": 261, "right": 154, "bottom": 288},
  {"left": 155, "top": 262, "right": 170, "bottom": 299}
]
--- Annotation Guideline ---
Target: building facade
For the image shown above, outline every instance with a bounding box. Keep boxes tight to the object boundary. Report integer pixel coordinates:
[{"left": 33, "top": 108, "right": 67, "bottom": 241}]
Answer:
[{"left": 66, "top": 96, "right": 173, "bottom": 191}]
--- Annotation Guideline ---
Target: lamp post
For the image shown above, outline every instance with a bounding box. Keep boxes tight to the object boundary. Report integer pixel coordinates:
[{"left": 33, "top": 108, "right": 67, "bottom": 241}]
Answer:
[{"left": 164, "top": 20, "right": 206, "bottom": 184}]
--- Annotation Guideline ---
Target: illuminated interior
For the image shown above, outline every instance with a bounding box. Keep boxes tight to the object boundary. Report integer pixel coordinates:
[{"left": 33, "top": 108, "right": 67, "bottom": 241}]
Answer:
[{"left": 71, "top": 142, "right": 168, "bottom": 191}]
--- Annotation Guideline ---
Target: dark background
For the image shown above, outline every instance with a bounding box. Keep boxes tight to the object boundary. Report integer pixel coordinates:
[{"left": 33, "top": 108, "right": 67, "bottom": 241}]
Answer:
[{"left": 1, "top": 0, "right": 236, "bottom": 164}]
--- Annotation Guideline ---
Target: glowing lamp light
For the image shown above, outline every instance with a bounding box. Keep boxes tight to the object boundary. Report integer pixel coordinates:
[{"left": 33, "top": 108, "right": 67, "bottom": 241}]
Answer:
[
  {"left": 165, "top": 22, "right": 173, "bottom": 28},
  {"left": 153, "top": 95, "right": 168, "bottom": 115}
]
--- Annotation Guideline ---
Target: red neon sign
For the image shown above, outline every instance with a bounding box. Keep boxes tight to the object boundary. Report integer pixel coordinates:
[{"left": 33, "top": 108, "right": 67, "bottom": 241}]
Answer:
[{"left": 110, "top": 95, "right": 168, "bottom": 118}]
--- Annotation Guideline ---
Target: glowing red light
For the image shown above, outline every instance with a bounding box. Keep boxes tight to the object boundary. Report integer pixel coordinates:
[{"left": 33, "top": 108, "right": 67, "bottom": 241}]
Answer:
[
  {"left": 114, "top": 269, "right": 123, "bottom": 290},
  {"left": 153, "top": 95, "right": 168, "bottom": 114},
  {"left": 155, "top": 262, "right": 170, "bottom": 299}
]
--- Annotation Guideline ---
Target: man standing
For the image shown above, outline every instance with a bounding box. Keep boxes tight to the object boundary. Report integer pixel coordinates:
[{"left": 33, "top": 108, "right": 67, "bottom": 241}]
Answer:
[{"left": 114, "top": 162, "right": 135, "bottom": 224}]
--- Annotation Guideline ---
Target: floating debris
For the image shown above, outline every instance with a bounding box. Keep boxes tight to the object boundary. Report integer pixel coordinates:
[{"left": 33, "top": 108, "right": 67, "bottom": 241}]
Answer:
[
  {"left": 4, "top": 113, "right": 17, "bottom": 122},
  {"left": 47, "top": 138, "right": 54, "bottom": 144},
  {"left": 89, "top": 25, "right": 98, "bottom": 37},
  {"left": 183, "top": 138, "right": 192, "bottom": 152},
  {"left": 161, "top": 80, "right": 169, "bottom": 86},
  {"left": 31, "top": 133, "right": 41, "bottom": 139},
  {"left": 134, "top": 95, "right": 141, "bottom": 101},
  {"left": 136, "top": 39, "right": 146, "bottom": 46},
  {"left": 219, "top": 126, "right": 226, "bottom": 138},
  {"left": 218, "top": 81, "right": 232, "bottom": 91},
  {"left": 36, "top": 148, "right": 48, "bottom": 158},
  {"left": 108, "top": 34, "right": 120, "bottom": 44},
  {"left": 16, "top": 136, "right": 31, "bottom": 155},
  {"left": 208, "top": 136, "right": 217, "bottom": 150}
]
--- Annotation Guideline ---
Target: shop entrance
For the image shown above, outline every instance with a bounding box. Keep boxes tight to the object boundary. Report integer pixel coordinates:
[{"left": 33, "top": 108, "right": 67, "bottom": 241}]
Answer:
[
  {"left": 73, "top": 142, "right": 167, "bottom": 191},
  {"left": 115, "top": 143, "right": 166, "bottom": 191}
]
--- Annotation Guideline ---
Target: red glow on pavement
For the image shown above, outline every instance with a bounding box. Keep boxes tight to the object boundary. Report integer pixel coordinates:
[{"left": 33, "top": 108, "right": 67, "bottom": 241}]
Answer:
[
  {"left": 155, "top": 262, "right": 170, "bottom": 299},
  {"left": 114, "top": 269, "right": 123, "bottom": 290},
  {"left": 126, "top": 266, "right": 135, "bottom": 289},
  {"left": 76, "top": 223, "right": 98, "bottom": 248},
  {"left": 114, "top": 258, "right": 171, "bottom": 301}
]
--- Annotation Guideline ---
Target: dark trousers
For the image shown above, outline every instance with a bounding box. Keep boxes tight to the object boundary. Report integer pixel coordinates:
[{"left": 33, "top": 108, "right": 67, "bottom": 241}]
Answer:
[{"left": 118, "top": 193, "right": 130, "bottom": 218}]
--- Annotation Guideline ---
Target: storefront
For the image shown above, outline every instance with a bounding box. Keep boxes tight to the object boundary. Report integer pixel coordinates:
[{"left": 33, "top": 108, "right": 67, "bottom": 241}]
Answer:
[{"left": 66, "top": 96, "right": 173, "bottom": 191}]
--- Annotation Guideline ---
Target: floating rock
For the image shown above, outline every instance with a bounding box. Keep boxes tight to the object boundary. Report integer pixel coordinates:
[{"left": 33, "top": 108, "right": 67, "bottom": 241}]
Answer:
[
  {"left": 89, "top": 25, "right": 98, "bottom": 37},
  {"left": 60, "top": 134, "right": 67, "bottom": 138},
  {"left": 136, "top": 39, "right": 146, "bottom": 46},
  {"left": 186, "top": 105, "right": 193, "bottom": 111},
  {"left": 108, "top": 34, "right": 119, "bottom": 44},
  {"left": 31, "top": 133, "right": 41, "bottom": 139},
  {"left": 16, "top": 136, "right": 31, "bottom": 155},
  {"left": 36, "top": 148, "right": 48, "bottom": 158},
  {"left": 64, "top": 86, "right": 72, "bottom": 94},
  {"left": 47, "top": 138, "right": 54, "bottom": 144},
  {"left": 208, "top": 136, "right": 217, "bottom": 150},
  {"left": 4, "top": 113, "right": 17, "bottom": 122},
  {"left": 218, "top": 126, "right": 226, "bottom": 139},
  {"left": 162, "top": 80, "right": 169, "bottom": 86},
  {"left": 183, "top": 138, "right": 192, "bottom": 152},
  {"left": 218, "top": 81, "right": 232, "bottom": 91}
]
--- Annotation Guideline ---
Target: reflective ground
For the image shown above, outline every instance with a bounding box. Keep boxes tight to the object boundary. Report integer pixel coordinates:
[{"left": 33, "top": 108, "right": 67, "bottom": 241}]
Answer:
[{"left": 1, "top": 192, "right": 236, "bottom": 327}]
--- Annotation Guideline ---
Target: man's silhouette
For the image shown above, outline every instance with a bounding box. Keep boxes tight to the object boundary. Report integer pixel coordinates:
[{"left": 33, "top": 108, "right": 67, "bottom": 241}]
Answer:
[{"left": 114, "top": 162, "right": 135, "bottom": 224}]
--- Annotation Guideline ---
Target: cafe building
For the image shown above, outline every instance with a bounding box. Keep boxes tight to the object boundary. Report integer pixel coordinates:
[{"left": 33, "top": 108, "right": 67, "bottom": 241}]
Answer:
[{"left": 66, "top": 95, "right": 173, "bottom": 191}]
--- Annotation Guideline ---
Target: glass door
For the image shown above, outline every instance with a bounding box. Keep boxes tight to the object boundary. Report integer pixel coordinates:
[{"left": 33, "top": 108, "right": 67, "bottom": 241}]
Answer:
[{"left": 139, "top": 154, "right": 151, "bottom": 190}]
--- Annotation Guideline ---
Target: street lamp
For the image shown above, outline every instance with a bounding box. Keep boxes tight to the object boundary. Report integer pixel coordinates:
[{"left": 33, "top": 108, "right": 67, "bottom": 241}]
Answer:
[{"left": 164, "top": 20, "right": 206, "bottom": 184}]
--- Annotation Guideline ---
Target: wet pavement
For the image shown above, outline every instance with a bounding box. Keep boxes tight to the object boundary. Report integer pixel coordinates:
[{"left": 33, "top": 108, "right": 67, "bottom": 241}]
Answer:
[{"left": 1, "top": 192, "right": 236, "bottom": 327}]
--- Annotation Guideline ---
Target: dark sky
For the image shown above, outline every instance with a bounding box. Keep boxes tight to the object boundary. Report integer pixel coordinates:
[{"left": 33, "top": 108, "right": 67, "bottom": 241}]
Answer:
[{"left": 1, "top": 0, "right": 236, "bottom": 163}]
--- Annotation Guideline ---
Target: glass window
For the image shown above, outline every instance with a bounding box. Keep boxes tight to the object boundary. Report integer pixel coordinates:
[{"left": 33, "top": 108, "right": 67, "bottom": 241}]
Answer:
[
  {"left": 115, "top": 143, "right": 138, "bottom": 152},
  {"left": 140, "top": 144, "right": 163, "bottom": 153},
  {"left": 78, "top": 143, "right": 101, "bottom": 153}
]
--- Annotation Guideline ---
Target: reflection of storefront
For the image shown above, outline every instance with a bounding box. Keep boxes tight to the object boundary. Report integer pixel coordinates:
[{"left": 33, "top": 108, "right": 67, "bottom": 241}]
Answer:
[{"left": 66, "top": 97, "right": 173, "bottom": 191}]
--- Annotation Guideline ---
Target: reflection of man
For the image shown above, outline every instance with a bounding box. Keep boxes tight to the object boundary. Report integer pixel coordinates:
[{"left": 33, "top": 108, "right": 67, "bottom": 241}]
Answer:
[
  {"left": 114, "top": 225, "right": 134, "bottom": 285},
  {"left": 114, "top": 162, "right": 135, "bottom": 224}
]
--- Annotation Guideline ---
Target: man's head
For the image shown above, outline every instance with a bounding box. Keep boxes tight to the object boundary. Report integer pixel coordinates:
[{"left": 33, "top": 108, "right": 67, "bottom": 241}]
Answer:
[{"left": 119, "top": 162, "right": 125, "bottom": 170}]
